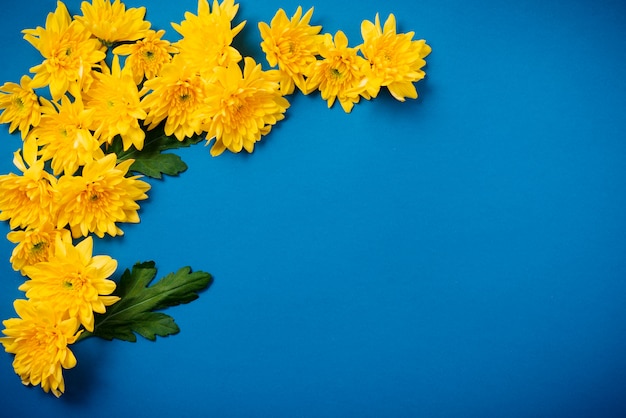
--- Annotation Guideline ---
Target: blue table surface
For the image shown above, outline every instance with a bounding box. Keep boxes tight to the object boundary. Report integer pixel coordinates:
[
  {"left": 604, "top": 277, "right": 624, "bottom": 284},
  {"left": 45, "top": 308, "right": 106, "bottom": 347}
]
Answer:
[{"left": 1, "top": 0, "right": 626, "bottom": 416}]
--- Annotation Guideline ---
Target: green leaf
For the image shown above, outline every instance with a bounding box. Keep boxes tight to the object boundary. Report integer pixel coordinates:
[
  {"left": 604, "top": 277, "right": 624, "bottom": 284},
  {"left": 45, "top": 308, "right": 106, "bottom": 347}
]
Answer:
[
  {"left": 80, "top": 261, "right": 213, "bottom": 342},
  {"left": 106, "top": 124, "right": 203, "bottom": 179},
  {"left": 128, "top": 152, "right": 188, "bottom": 179}
]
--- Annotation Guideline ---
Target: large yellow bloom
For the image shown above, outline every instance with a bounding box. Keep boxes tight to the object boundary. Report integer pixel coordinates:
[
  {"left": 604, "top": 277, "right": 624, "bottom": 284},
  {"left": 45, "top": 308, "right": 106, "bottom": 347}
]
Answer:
[
  {"left": 0, "top": 145, "right": 57, "bottom": 230},
  {"left": 307, "top": 31, "right": 371, "bottom": 113},
  {"left": 141, "top": 58, "right": 208, "bottom": 141},
  {"left": 0, "top": 76, "right": 41, "bottom": 139},
  {"left": 360, "top": 14, "right": 431, "bottom": 101},
  {"left": 172, "top": 0, "right": 245, "bottom": 75},
  {"left": 55, "top": 154, "right": 151, "bottom": 238},
  {"left": 29, "top": 95, "right": 102, "bottom": 176},
  {"left": 204, "top": 57, "right": 290, "bottom": 156},
  {"left": 20, "top": 236, "right": 120, "bottom": 332},
  {"left": 23, "top": 1, "right": 106, "bottom": 100},
  {"left": 75, "top": 0, "right": 151, "bottom": 46},
  {"left": 83, "top": 55, "right": 147, "bottom": 151},
  {"left": 7, "top": 224, "right": 72, "bottom": 274},
  {"left": 113, "top": 29, "right": 178, "bottom": 85},
  {"left": 1, "top": 299, "right": 81, "bottom": 397},
  {"left": 258, "top": 7, "right": 323, "bottom": 95}
]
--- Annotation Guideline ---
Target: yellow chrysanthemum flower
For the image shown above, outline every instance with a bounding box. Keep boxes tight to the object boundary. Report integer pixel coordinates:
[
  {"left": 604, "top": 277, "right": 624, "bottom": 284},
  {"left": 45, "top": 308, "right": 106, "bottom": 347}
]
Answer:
[
  {"left": 55, "top": 154, "right": 151, "bottom": 238},
  {"left": 0, "top": 76, "right": 41, "bottom": 139},
  {"left": 172, "top": 0, "right": 245, "bottom": 75},
  {"left": 204, "top": 57, "right": 290, "bottom": 156},
  {"left": 1, "top": 299, "right": 81, "bottom": 398},
  {"left": 307, "top": 31, "right": 371, "bottom": 113},
  {"left": 258, "top": 7, "right": 324, "bottom": 95},
  {"left": 29, "top": 95, "right": 103, "bottom": 176},
  {"left": 74, "top": 0, "right": 151, "bottom": 46},
  {"left": 7, "top": 224, "right": 72, "bottom": 274},
  {"left": 83, "top": 55, "right": 147, "bottom": 151},
  {"left": 141, "top": 58, "right": 208, "bottom": 141},
  {"left": 20, "top": 236, "right": 120, "bottom": 332},
  {"left": 113, "top": 29, "right": 178, "bottom": 85},
  {"left": 0, "top": 145, "right": 57, "bottom": 230},
  {"left": 23, "top": 1, "right": 106, "bottom": 100},
  {"left": 360, "top": 13, "right": 431, "bottom": 101}
]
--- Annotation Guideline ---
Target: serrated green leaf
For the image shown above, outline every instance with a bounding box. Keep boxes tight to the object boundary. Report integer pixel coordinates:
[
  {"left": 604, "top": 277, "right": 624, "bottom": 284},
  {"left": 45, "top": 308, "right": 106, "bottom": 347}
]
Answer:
[
  {"left": 128, "top": 152, "right": 188, "bottom": 179},
  {"left": 79, "top": 261, "right": 213, "bottom": 342},
  {"left": 105, "top": 123, "right": 203, "bottom": 179}
]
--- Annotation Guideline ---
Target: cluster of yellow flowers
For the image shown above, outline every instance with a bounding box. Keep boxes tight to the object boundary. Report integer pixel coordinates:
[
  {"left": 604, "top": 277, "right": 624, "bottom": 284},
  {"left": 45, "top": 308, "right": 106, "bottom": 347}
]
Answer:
[
  {"left": 0, "top": 0, "right": 430, "bottom": 397},
  {"left": 260, "top": 7, "right": 431, "bottom": 112}
]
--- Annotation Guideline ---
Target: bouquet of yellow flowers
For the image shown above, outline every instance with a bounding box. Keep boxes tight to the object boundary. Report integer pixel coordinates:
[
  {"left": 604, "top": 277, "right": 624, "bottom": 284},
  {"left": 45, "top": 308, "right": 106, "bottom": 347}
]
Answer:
[{"left": 0, "top": 0, "right": 429, "bottom": 397}]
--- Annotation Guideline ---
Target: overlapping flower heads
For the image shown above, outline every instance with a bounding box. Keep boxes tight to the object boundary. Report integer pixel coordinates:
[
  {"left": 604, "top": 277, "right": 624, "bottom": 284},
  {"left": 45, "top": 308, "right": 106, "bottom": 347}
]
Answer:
[
  {"left": 0, "top": 0, "right": 430, "bottom": 397},
  {"left": 260, "top": 7, "right": 431, "bottom": 110}
]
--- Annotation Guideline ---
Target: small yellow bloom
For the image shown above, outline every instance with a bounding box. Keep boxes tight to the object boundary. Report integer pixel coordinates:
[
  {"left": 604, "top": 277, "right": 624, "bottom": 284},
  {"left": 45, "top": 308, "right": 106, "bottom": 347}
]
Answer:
[
  {"left": 113, "top": 29, "right": 178, "bottom": 84},
  {"left": 20, "top": 236, "right": 120, "bottom": 332},
  {"left": 23, "top": 1, "right": 106, "bottom": 100},
  {"left": 141, "top": 58, "right": 208, "bottom": 141},
  {"left": 29, "top": 95, "right": 102, "bottom": 176},
  {"left": 0, "top": 76, "right": 41, "bottom": 139},
  {"left": 258, "top": 7, "right": 324, "bottom": 95},
  {"left": 55, "top": 154, "right": 151, "bottom": 238},
  {"left": 0, "top": 145, "right": 57, "bottom": 230},
  {"left": 307, "top": 31, "right": 371, "bottom": 113},
  {"left": 204, "top": 57, "right": 290, "bottom": 156},
  {"left": 75, "top": 0, "right": 151, "bottom": 46},
  {"left": 7, "top": 224, "right": 72, "bottom": 274},
  {"left": 360, "top": 14, "right": 431, "bottom": 101},
  {"left": 172, "top": 0, "right": 245, "bottom": 76},
  {"left": 83, "top": 55, "right": 147, "bottom": 151},
  {"left": 1, "top": 299, "right": 81, "bottom": 397}
]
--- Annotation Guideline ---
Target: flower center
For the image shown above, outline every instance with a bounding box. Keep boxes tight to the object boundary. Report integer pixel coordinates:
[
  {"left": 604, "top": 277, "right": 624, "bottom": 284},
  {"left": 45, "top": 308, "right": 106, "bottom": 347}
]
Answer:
[
  {"left": 63, "top": 272, "right": 86, "bottom": 291},
  {"left": 13, "top": 97, "right": 25, "bottom": 109},
  {"left": 48, "top": 39, "right": 81, "bottom": 71},
  {"left": 31, "top": 241, "right": 47, "bottom": 253}
]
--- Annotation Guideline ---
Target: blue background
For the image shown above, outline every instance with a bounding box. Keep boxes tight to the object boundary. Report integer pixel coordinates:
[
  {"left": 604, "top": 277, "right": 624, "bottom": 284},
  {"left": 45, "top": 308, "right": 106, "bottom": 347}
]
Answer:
[{"left": 1, "top": 0, "right": 626, "bottom": 416}]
